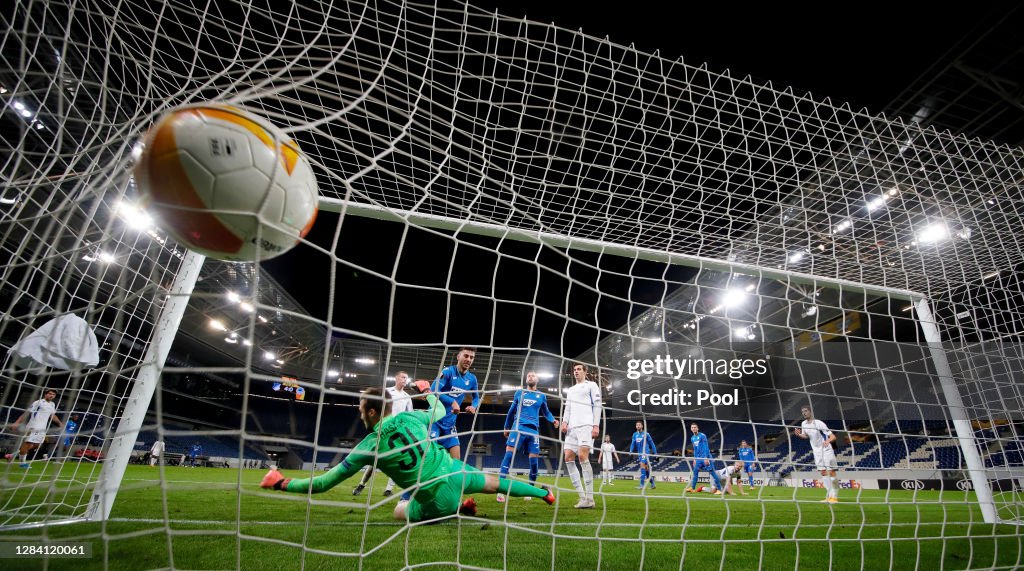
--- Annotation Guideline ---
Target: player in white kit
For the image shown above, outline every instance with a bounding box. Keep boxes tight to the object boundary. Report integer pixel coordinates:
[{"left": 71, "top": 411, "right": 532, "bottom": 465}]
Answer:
[
  {"left": 716, "top": 461, "right": 748, "bottom": 495},
  {"left": 561, "top": 363, "right": 603, "bottom": 508},
  {"left": 9, "top": 389, "right": 62, "bottom": 468},
  {"left": 353, "top": 371, "right": 415, "bottom": 497},
  {"left": 150, "top": 439, "right": 165, "bottom": 466},
  {"left": 597, "top": 435, "right": 620, "bottom": 485},
  {"left": 794, "top": 405, "right": 839, "bottom": 503}
]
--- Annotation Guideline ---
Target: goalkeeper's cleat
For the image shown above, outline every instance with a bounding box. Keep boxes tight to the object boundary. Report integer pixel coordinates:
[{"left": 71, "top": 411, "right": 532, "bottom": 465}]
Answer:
[
  {"left": 827, "top": 497, "right": 839, "bottom": 504},
  {"left": 459, "top": 498, "right": 477, "bottom": 516},
  {"left": 382, "top": 489, "right": 393, "bottom": 497},
  {"left": 260, "top": 470, "right": 290, "bottom": 491},
  {"left": 712, "top": 489, "right": 722, "bottom": 495},
  {"left": 541, "top": 487, "right": 556, "bottom": 506},
  {"left": 684, "top": 487, "right": 695, "bottom": 493},
  {"left": 352, "top": 484, "right": 365, "bottom": 496},
  {"left": 496, "top": 493, "right": 506, "bottom": 503},
  {"left": 819, "top": 498, "right": 831, "bottom": 503}
]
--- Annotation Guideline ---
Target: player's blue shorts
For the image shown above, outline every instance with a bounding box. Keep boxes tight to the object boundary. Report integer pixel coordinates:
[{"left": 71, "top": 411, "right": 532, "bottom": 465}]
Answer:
[
  {"left": 744, "top": 462, "right": 755, "bottom": 473},
  {"left": 637, "top": 455, "right": 650, "bottom": 465},
  {"left": 429, "top": 423, "right": 460, "bottom": 450},
  {"left": 506, "top": 428, "right": 540, "bottom": 455},
  {"left": 693, "top": 459, "right": 717, "bottom": 472}
]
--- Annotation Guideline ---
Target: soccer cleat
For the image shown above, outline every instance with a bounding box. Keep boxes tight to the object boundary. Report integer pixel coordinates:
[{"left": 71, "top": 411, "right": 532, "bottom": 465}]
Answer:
[
  {"left": 819, "top": 498, "right": 831, "bottom": 503},
  {"left": 541, "top": 487, "right": 556, "bottom": 505},
  {"left": 574, "top": 497, "right": 594, "bottom": 509},
  {"left": 827, "top": 497, "right": 839, "bottom": 504},
  {"left": 382, "top": 489, "right": 393, "bottom": 497},
  {"left": 19, "top": 463, "right": 30, "bottom": 469},
  {"left": 523, "top": 496, "right": 533, "bottom": 501},
  {"left": 650, "top": 483, "right": 657, "bottom": 489},
  {"left": 586, "top": 497, "right": 597, "bottom": 508},
  {"left": 496, "top": 493, "right": 506, "bottom": 503},
  {"left": 259, "top": 470, "right": 290, "bottom": 490},
  {"left": 713, "top": 490, "right": 722, "bottom": 495},
  {"left": 635, "top": 485, "right": 645, "bottom": 489},
  {"left": 459, "top": 498, "right": 477, "bottom": 516},
  {"left": 684, "top": 487, "right": 695, "bottom": 493},
  {"left": 352, "top": 484, "right": 365, "bottom": 496}
]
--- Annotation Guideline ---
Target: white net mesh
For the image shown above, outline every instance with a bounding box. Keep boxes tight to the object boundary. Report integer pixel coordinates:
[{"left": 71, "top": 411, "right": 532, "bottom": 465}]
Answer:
[{"left": 2, "top": 0, "right": 1024, "bottom": 568}]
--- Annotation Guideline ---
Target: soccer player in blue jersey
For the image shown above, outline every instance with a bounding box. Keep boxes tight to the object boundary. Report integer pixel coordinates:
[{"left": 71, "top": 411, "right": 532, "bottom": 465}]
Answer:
[
  {"left": 497, "top": 371, "right": 559, "bottom": 503},
  {"left": 629, "top": 421, "right": 658, "bottom": 490},
  {"left": 736, "top": 439, "right": 759, "bottom": 488},
  {"left": 686, "top": 422, "right": 723, "bottom": 494},
  {"left": 61, "top": 414, "right": 80, "bottom": 458},
  {"left": 430, "top": 347, "right": 480, "bottom": 461},
  {"left": 188, "top": 442, "right": 203, "bottom": 468}
]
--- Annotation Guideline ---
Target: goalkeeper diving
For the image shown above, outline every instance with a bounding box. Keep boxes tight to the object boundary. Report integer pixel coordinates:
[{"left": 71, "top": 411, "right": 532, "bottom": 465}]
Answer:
[{"left": 260, "top": 380, "right": 554, "bottom": 521}]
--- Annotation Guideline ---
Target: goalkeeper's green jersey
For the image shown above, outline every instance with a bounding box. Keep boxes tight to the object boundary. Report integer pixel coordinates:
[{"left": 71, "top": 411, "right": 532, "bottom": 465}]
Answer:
[{"left": 285, "top": 394, "right": 452, "bottom": 493}]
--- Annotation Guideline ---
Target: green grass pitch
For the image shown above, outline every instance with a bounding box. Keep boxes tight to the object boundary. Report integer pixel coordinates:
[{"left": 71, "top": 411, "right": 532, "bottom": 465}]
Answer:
[{"left": 1, "top": 464, "right": 1022, "bottom": 569}]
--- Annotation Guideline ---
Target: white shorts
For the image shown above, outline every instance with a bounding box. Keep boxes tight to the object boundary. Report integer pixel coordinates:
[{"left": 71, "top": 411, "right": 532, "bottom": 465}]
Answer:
[
  {"left": 564, "top": 426, "right": 595, "bottom": 452},
  {"left": 25, "top": 429, "right": 47, "bottom": 445},
  {"left": 602, "top": 461, "right": 614, "bottom": 470},
  {"left": 812, "top": 446, "right": 838, "bottom": 471}
]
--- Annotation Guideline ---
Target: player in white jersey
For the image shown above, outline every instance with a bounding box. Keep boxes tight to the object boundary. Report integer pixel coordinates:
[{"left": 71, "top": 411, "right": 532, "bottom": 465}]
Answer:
[
  {"left": 353, "top": 371, "right": 413, "bottom": 497},
  {"left": 150, "top": 440, "right": 165, "bottom": 466},
  {"left": 716, "top": 461, "right": 748, "bottom": 495},
  {"left": 794, "top": 405, "right": 839, "bottom": 503},
  {"left": 9, "top": 389, "right": 62, "bottom": 468},
  {"left": 597, "top": 435, "right": 620, "bottom": 485},
  {"left": 560, "top": 363, "right": 603, "bottom": 508}
]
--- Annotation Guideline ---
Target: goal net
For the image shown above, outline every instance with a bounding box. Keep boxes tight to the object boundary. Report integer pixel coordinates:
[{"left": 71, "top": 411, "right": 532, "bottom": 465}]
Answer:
[{"left": 2, "top": 0, "right": 1023, "bottom": 568}]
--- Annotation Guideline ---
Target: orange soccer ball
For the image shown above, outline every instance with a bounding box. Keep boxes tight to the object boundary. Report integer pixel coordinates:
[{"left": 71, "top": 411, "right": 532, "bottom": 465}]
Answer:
[{"left": 134, "top": 104, "right": 319, "bottom": 261}]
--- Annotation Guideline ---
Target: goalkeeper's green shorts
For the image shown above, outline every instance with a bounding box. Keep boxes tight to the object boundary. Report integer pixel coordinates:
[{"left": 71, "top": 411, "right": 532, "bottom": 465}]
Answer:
[{"left": 406, "top": 459, "right": 486, "bottom": 522}]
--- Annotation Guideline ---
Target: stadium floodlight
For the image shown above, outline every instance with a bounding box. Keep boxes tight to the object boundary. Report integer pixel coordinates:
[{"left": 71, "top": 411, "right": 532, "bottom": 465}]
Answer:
[
  {"left": 866, "top": 196, "right": 887, "bottom": 211},
  {"left": 98, "top": 251, "right": 116, "bottom": 263},
  {"left": 226, "top": 291, "right": 241, "bottom": 303},
  {"left": 114, "top": 201, "right": 153, "bottom": 231},
  {"left": 353, "top": 357, "right": 376, "bottom": 365},
  {"left": 833, "top": 219, "right": 852, "bottom": 233},
  {"left": 916, "top": 221, "right": 950, "bottom": 244},
  {"left": 788, "top": 250, "right": 807, "bottom": 264},
  {"left": 208, "top": 319, "right": 226, "bottom": 332},
  {"left": 536, "top": 372, "right": 554, "bottom": 379},
  {"left": 239, "top": 301, "right": 255, "bottom": 313},
  {"left": 262, "top": 351, "right": 275, "bottom": 361},
  {"left": 722, "top": 289, "right": 747, "bottom": 308}
]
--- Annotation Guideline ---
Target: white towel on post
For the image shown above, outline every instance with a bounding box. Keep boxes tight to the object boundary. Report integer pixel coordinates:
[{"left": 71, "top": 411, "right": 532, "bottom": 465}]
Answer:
[{"left": 10, "top": 313, "right": 100, "bottom": 371}]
